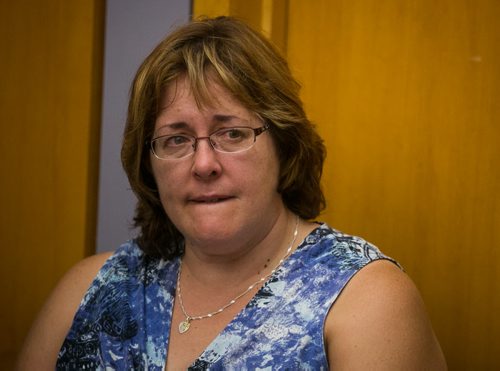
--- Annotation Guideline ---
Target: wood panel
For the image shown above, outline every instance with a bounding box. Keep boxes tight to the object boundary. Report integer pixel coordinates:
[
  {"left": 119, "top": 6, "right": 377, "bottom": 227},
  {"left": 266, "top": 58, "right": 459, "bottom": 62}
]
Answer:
[
  {"left": 193, "top": 0, "right": 288, "bottom": 53},
  {"left": 286, "top": 0, "right": 500, "bottom": 369},
  {"left": 0, "top": 1, "right": 104, "bottom": 368}
]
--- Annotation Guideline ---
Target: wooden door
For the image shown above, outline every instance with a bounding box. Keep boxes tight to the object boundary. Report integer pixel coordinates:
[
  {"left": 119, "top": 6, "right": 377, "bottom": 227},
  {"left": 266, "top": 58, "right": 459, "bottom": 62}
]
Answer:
[
  {"left": 0, "top": 1, "right": 104, "bottom": 368},
  {"left": 194, "top": 0, "right": 500, "bottom": 368},
  {"left": 286, "top": 1, "right": 500, "bottom": 368}
]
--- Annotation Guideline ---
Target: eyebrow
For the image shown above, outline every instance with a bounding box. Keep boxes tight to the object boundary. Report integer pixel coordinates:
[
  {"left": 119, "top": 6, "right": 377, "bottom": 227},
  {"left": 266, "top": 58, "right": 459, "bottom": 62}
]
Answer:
[
  {"left": 212, "top": 114, "right": 239, "bottom": 123},
  {"left": 162, "top": 122, "right": 189, "bottom": 130},
  {"left": 158, "top": 115, "right": 244, "bottom": 130}
]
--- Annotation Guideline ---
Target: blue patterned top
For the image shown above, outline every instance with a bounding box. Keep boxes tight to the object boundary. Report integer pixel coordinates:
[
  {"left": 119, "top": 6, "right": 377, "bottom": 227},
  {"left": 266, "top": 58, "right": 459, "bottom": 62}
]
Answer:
[{"left": 56, "top": 223, "right": 397, "bottom": 370}]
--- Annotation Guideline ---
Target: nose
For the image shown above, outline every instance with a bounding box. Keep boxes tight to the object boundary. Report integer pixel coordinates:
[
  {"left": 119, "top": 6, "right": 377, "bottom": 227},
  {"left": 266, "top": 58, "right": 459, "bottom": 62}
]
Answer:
[
  {"left": 191, "top": 137, "right": 222, "bottom": 179},
  {"left": 192, "top": 136, "right": 215, "bottom": 151}
]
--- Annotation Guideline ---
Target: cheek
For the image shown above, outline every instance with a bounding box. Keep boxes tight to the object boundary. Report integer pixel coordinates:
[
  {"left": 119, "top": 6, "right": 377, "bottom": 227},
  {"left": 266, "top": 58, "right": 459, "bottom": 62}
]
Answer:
[
  {"left": 261, "top": 141, "right": 281, "bottom": 183},
  {"left": 248, "top": 150, "right": 281, "bottom": 194},
  {"left": 154, "top": 172, "right": 183, "bottom": 223},
  {"left": 151, "top": 162, "right": 177, "bottom": 202}
]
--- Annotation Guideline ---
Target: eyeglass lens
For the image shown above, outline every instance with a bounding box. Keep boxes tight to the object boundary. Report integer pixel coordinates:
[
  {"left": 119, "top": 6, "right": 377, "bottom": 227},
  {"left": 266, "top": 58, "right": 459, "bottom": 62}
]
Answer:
[{"left": 151, "top": 126, "right": 268, "bottom": 159}]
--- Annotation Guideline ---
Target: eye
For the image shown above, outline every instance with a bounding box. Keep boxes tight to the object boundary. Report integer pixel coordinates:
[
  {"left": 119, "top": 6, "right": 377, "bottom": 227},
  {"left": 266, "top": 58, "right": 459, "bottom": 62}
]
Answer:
[
  {"left": 164, "top": 135, "right": 191, "bottom": 147},
  {"left": 217, "top": 128, "right": 250, "bottom": 141}
]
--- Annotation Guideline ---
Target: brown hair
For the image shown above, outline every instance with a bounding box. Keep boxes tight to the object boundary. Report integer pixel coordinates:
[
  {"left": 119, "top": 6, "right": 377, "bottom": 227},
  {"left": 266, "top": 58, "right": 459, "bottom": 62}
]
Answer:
[{"left": 121, "top": 16, "right": 326, "bottom": 259}]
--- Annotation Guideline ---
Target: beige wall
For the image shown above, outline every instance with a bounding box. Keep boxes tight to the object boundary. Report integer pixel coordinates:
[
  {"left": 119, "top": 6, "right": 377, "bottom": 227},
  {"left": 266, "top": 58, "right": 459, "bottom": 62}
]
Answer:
[
  {"left": 196, "top": 0, "right": 500, "bottom": 368},
  {"left": 0, "top": 1, "right": 104, "bottom": 368}
]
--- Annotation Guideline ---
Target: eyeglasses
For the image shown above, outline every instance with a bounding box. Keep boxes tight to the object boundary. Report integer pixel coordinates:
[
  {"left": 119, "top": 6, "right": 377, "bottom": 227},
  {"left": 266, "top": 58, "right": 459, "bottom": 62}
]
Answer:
[{"left": 150, "top": 125, "right": 269, "bottom": 160}]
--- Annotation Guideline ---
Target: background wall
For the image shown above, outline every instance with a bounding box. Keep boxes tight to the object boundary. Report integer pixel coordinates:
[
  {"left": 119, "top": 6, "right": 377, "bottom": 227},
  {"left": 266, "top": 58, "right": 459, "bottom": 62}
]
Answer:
[
  {"left": 194, "top": 0, "right": 500, "bottom": 369},
  {"left": 286, "top": 1, "right": 500, "bottom": 368},
  {"left": 0, "top": 1, "right": 104, "bottom": 369},
  {"left": 0, "top": 1, "right": 189, "bottom": 368},
  {"left": 96, "top": 0, "right": 190, "bottom": 253}
]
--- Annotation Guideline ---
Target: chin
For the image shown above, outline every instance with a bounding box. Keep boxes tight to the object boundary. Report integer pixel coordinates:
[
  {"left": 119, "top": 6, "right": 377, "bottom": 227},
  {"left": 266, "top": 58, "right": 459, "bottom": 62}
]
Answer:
[{"left": 182, "top": 219, "right": 246, "bottom": 246}]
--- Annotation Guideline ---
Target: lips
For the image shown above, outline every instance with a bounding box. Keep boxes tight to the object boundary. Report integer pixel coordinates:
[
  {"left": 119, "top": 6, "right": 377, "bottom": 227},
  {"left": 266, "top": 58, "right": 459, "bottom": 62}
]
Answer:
[{"left": 189, "top": 195, "right": 234, "bottom": 203}]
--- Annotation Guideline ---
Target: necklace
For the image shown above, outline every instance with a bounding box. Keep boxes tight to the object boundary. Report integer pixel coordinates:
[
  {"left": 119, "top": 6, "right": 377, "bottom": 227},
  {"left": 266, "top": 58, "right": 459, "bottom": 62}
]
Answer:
[{"left": 176, "top": 216, "right": 300, "bottom": 334}]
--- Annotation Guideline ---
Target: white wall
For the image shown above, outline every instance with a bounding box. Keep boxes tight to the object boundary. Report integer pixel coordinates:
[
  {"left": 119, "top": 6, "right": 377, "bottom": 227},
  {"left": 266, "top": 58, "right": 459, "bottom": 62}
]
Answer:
[{"left": 96, "top": 0, "right": 190, "bottom": 252}]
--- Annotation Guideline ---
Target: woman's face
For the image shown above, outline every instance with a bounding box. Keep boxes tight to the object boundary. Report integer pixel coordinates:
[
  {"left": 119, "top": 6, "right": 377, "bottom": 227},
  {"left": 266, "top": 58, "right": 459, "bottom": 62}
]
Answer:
[{"left": 150, "top": 76, "right": 285, "bottom": 253}]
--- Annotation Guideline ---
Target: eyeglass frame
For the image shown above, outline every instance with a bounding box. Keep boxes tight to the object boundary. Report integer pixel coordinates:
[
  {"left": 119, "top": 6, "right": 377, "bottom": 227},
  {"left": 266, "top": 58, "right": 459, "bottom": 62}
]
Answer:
[{"left": 148, "top": 124, "right": 270, "bottom": 160}]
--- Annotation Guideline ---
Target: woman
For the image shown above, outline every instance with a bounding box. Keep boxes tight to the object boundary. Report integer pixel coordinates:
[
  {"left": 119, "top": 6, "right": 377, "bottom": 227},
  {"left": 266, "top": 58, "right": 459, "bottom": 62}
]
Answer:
[{"left": 18, "top": 16, "right": 446, "bottom": 370}]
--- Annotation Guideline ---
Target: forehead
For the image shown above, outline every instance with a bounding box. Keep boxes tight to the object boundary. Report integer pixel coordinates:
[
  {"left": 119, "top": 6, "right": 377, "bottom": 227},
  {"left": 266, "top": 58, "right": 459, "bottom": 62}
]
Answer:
[
  {"left": 161, "top": 75, "right": 233, "bottom": 111},
  {"left": 153, "top": 76, "right": 262, "bottom": 138},
  {"left": 157, "top": 75, "right": 257, "bottom": 122}
]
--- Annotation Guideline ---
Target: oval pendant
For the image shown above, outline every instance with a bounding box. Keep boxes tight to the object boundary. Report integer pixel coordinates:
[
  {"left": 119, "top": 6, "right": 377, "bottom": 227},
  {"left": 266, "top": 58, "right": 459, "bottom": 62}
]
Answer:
[{"left": 179, "top": 319, "right": 191, "bottom": 334}]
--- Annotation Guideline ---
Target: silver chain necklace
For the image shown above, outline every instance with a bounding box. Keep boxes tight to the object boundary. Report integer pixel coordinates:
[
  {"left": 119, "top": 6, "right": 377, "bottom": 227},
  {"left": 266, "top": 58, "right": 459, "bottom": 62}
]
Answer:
[{"left": 176, "top": 216, "right": 300, "bottom": 334}]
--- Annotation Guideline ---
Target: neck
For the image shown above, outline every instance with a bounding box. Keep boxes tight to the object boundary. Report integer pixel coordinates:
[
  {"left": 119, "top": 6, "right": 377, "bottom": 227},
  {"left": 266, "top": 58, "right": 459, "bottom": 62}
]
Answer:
[
  {"left": 175, "top": 213, "right": 301, "bottom": 331},
  {"left": 181, "top": 210, "right": 300, "bottom": 288}
]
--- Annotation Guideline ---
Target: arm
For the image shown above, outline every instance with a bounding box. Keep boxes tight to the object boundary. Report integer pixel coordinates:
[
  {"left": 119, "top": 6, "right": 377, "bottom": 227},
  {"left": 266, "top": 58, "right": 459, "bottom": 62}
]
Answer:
[
  {"left": 325, "top": 260, "right": 447, "bottom": 370},
  {"left": 16, "top": 252, "right": 112, "bottom": 371}
]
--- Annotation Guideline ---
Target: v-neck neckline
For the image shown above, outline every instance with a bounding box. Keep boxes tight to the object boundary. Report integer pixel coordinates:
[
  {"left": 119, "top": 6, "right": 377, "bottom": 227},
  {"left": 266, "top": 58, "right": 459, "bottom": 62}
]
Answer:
[{"left": 160, "top": 225, "right": 323, "bottom": 369}]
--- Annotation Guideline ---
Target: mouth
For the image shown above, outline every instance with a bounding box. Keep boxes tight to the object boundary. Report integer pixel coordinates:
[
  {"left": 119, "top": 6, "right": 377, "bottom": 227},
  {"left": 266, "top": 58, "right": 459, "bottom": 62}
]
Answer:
[{"left": 189, "top": 196, "right": 234, "bottom": 204}]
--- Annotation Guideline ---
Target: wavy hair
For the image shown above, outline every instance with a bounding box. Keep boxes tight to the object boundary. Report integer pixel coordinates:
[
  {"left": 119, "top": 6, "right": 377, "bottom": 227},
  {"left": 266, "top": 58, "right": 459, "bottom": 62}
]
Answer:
[{"left": 121, "top": 16, "right": 326, "bottom": 259}]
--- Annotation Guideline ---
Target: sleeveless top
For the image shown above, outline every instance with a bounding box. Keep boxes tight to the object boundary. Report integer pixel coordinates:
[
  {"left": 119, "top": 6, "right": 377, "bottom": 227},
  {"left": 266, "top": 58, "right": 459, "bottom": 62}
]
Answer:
[{"left": 56, "top": 223, "right": 398, "bottom": 370}]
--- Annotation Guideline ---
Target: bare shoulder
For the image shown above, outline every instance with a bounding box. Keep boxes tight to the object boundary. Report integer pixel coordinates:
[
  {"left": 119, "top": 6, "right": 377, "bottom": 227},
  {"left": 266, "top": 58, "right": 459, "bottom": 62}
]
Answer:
[
  {"left": 325, "top": 259, "right": 447, "bottom": 370},
  {"left": 16, "top": 251, "right": 113, "bottom": 371}
]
